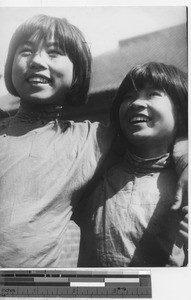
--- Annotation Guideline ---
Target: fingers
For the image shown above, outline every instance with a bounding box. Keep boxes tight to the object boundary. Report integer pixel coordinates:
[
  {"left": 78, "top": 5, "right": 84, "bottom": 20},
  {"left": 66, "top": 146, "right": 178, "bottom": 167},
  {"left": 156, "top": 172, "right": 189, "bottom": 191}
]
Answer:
[
  {"left": 179, "top": 229, "right": 188, "bottom": 244},
  {"left": 179, "top": 220, "right": 188, "bottom": 233},
  {"left": 171, "top": 186, "right": 183, "bottom": 210},
  {"left": 171, "top": 184, "right": 188, "bottom": 211},
  {"left": 182, "top": 206, "right": 188, "bottom": 214},
  {"left": 178, "top": 206, "right": 188, "bottom": 245},
  {"left": 172, "top": 166, "right": 188, "bottom": 210}
]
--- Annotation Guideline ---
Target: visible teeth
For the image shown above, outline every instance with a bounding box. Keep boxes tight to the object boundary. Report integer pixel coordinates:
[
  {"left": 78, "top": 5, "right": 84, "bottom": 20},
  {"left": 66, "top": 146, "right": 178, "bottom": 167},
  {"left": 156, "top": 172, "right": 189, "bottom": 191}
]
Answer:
[
  {"left": 28, "top": 76, "right": 49, "bottom": 84},
  {"left": 130, "top": 116, "right": 150, "bottom": 123}
]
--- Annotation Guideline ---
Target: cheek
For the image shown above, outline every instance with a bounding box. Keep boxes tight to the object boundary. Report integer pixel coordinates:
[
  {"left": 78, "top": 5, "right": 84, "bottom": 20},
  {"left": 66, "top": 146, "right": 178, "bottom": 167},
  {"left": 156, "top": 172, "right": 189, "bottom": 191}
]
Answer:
[
  {"left": 168, "top": 113, "right": 177, "bottom": 134},
  {"left": 66, "top": 61, "right": 74, "bottom": 84},
  {"left": 164, "top": 97, "right": 176, "bottom": 128},
  {"left": 12, "top": 59, "right": 20, "bottom": 87},
  {"left": 119, "top": 105, "right": 126, "bottom": 129},
  {"left": 12, "top": 57, "right": 26, "bottom": 81},
  {"left": 54, "top": 59, "right": 73, "bottom": 85},
  {"left": 156, "top": 105, "right": 176, "bottom": 132},
  {"left": 65, "top": 64, "right": 73, "bottom": 85},
  {"left": 119, "top": 102, "right": 128, "bottom": 122}
]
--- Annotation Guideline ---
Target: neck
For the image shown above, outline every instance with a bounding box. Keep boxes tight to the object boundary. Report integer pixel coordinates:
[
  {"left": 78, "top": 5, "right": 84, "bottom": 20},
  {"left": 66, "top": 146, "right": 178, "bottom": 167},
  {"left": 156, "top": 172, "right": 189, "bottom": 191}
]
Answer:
[
  {"left": 19, "top": 101, "right": 64, "bottom": 114},
  {"left": 128, "top": 139, "right": 173, "bottom": 159},
  {"left": 18, "top": 100, "right": 66, "bottom": 121},
  {"left": 16, "top": 102, "right": 66, "bottom": 122}
]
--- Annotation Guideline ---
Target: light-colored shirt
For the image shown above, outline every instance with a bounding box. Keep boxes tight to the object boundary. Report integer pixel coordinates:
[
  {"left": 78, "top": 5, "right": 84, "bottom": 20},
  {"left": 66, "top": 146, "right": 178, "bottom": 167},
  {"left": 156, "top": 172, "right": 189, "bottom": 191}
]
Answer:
[
  {"left": 76, "top": 151, "right": 185, "bottom": 267},
  {"left": 0, "top": 113, "right": 113, "bottom": 267}
]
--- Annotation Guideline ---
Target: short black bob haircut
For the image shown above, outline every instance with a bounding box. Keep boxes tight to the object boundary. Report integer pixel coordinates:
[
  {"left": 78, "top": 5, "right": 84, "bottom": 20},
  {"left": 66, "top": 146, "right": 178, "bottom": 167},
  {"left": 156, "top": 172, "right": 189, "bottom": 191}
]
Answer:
[
  {"left": 110, "top": 62, "right": 188, "bottom": 138},
  {"left": 4, "top": 14, "right": 92, "bottom": 106}
]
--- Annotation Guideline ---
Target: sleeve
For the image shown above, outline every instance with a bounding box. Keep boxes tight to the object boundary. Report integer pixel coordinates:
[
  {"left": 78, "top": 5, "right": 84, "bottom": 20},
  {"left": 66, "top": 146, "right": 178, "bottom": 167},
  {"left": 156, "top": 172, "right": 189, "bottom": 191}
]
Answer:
[
  {"left": 173, "top": 137, "right": 188, "bottom": 176},
  {"left": 95, "top": 124, "right": 127, "bottom": 173}
]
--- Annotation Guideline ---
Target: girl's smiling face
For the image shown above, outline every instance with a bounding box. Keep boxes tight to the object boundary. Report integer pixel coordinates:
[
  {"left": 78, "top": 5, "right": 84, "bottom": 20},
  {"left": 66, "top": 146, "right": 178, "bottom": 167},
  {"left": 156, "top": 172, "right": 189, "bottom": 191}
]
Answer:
[
  {"left": 119, "top": 85, "right": 177, "bottom": 155},
  {"left": 12, "top": 36, "right": 73, "bottom": 107}
]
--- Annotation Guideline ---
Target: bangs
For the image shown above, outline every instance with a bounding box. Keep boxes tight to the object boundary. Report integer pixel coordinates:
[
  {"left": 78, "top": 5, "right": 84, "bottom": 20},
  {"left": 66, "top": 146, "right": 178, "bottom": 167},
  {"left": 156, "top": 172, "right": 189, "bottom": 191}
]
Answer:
[
  {"left": 15, "top": 15, "right": 76, "bottom": 56},
  {"left": 126, "top": 63, "right": 173, "bottom": 94}
]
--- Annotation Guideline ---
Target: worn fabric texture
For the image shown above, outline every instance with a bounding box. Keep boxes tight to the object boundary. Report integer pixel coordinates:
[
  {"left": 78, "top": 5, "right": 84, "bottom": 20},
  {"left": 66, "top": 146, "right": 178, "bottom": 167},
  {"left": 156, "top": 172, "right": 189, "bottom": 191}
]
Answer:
[
  {"left": 0, "top": 113, "right": 113, "bottom": 268},
  {"left": 76, "top": 150, "right": 185, "bottom": 267}
]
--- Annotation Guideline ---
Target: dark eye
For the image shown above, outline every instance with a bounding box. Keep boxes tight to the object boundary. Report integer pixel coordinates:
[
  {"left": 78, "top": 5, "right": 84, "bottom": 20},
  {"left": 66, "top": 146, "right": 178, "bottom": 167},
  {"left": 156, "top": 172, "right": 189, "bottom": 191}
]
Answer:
[
  {"left": 48, "top": 48, "right": 63, "bottom": 57},
  {"left": 149, "top": 91, "right": 162, "bottom": 97},
  {"left": 20, "top": 48, "right": 32, "bottom": 57},
  {"left": 123, "top": 93, "right": 136, "bottom": 102}
]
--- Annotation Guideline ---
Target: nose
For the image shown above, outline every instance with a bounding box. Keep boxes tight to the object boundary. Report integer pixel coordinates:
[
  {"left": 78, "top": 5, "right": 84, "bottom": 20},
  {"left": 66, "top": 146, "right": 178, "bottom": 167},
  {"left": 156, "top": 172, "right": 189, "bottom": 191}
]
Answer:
[
  {"left": 130, "top": 98, "right": 147, "bottom": 109},
  {"left": 29, "top": 51, "right": 47, "bottom": 69}
]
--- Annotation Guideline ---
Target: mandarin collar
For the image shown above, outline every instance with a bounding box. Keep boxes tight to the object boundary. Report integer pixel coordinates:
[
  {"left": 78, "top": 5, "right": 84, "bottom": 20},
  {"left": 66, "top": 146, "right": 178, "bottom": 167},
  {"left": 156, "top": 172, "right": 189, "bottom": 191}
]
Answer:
[
  {"left": 16, "top": 106, "right": 66, "bottom": 123},
  {"left": 123, "top": 149, "right": 172, "bottom": 173}
]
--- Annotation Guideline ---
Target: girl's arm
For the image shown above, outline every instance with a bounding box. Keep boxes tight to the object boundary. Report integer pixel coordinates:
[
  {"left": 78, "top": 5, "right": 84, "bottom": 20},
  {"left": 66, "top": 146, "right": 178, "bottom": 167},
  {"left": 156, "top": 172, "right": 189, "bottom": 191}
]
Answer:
[{"left": 172, "top": 137, "right": 188, "bottom": 210}]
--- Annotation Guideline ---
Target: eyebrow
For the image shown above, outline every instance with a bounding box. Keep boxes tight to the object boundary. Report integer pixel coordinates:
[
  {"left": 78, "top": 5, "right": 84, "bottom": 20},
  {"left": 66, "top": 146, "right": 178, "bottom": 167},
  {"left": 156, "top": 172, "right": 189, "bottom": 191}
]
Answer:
[
  {"left": 46, "top": 42, "right": 60, "bottom": 47},
  {"left": 124, "top": 91, "right": 137, "bottom": 96},
  {"left": 146, "top": 87, "right": 163, "bottom": 91},
  {"left": 20, "top": 41, "right": 33, "bottom": 47},
  {"left": 21, "top": 41, "right": 60, "bottom": 47}
]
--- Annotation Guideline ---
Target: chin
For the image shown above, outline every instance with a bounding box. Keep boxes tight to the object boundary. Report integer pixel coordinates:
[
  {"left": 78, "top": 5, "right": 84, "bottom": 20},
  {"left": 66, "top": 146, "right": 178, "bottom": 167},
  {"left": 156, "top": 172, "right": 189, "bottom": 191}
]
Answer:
[{"left": 126, "top": 134, "right": 152, "bottom": 145}]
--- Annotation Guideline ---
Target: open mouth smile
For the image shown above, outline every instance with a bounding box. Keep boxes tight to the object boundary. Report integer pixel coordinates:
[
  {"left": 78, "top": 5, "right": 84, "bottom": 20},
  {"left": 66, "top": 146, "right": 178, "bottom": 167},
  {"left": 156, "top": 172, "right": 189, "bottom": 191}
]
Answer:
[
  {"left": 129, "top": 114, "right": 151, "bottom": 124},
  {"left": 27, "top": 75, "right": 51, "bottom": 84}
]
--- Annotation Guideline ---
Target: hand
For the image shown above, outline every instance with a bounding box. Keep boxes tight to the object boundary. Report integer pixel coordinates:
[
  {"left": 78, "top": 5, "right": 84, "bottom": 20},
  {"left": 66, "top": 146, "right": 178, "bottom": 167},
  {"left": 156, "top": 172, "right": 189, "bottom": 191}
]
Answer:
[
  {"left": 171, "top": 166, "right": 188, "bottom": 210},
  {"left": 179, "top": 206, "right": 188, "bottom": 246}
]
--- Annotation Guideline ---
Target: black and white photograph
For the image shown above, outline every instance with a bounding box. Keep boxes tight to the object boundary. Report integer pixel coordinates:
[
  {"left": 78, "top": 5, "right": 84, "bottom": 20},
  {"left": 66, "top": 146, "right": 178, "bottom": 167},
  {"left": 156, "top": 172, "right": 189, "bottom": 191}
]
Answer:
[{"left": 0, "top": 1, "right": 189, "bottom": 298}]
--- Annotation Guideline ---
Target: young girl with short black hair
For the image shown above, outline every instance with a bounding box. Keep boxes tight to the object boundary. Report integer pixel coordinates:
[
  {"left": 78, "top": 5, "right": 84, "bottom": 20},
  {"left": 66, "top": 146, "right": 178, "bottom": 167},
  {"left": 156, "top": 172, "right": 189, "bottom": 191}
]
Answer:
[{"left": 76, "top": 62, "right": 188, "bottom": 267}]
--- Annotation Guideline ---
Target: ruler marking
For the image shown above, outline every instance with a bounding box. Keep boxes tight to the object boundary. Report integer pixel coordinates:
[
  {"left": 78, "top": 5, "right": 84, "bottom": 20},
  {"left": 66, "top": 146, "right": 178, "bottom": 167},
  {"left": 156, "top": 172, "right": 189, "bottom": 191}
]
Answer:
[
  {"left": 70, "top": 282, "right": 105, "bottom": 287},
  {"left": 0, "top": 270, "right": 151, "bottom": 298},
  {"left": 105, "top": 283, "right": 140, "bottom": 287},
  {"left": 34, "top": 277, "right": 69, "bottom": 282},
  {"left": 105, "top": 278, "right": 139, "bottom": 283},
  {"left": 70, "top": 277, "right": 104, "bottom": 282}
]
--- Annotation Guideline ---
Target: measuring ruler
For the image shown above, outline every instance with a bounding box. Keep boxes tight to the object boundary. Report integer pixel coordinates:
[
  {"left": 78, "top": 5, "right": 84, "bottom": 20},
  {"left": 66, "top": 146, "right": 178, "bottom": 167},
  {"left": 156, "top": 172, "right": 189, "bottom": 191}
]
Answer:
[{"left": 0, "top": 269, "right": 151, "bottom": 298}]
